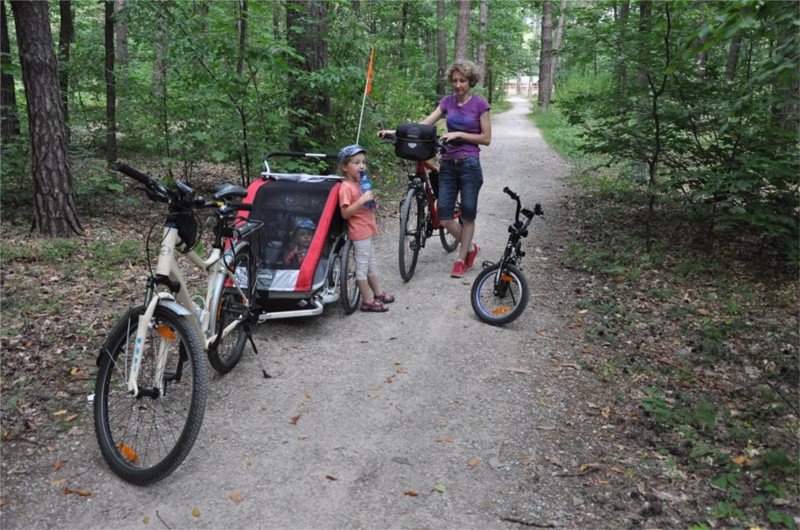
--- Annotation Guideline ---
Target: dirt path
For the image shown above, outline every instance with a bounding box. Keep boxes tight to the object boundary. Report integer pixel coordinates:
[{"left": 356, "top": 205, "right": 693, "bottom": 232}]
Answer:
[{"left": 3, "top": 96, "right": 618, "bottom": 529}]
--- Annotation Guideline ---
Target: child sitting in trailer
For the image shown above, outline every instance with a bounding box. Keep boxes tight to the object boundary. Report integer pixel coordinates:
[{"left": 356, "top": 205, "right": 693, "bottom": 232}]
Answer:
[{"left": 284, "top": 218, "right": 316, "bottom": 268}]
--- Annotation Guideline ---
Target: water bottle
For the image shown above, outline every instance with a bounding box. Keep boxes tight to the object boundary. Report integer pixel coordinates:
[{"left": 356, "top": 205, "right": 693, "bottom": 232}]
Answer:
[{"left": 359, "top": 171, "right": 376, "bottom": 209}]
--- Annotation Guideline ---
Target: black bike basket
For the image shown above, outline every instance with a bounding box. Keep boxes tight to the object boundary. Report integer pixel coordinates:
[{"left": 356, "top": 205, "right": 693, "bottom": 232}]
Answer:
[{"left": 395, "top": 123, "right": 437, "bottom": 161}]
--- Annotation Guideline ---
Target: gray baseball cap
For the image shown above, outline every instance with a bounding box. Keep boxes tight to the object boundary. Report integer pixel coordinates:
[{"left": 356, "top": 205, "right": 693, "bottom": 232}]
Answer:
[{"left": 338, "top": 144, "right": 366, "bottom": 164}]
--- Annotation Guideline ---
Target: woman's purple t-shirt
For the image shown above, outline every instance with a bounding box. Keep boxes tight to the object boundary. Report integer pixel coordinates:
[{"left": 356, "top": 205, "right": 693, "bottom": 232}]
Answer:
[{"left": 438, "top": 94, "right": 490, "bottom": 161}]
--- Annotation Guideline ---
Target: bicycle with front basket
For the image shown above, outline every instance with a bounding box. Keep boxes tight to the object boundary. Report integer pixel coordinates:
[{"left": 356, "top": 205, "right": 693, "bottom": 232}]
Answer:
[
  {"left": 381, "top": 124, "right": 461, "bottom": 281},
  {"left": 471, "top": 187, "right": 543, "bottom": 326},
  {"left": 93, "top": 163, "right": 266, "bottom": 486}
]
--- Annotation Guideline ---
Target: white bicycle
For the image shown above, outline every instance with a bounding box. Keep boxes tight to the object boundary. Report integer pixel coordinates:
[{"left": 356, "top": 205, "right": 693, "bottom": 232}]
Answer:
[{"left": 93, "top": 163, "right": 265, "bottom": 485}]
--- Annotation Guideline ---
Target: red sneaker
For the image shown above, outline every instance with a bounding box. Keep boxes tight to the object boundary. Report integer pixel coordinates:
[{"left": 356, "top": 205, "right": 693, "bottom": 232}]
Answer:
[
  {"left": 465, "top": 242, "right": 481, "bottom": 270},
  {"left": 450, "top": 259, "right": 467, "bottom": 278}
]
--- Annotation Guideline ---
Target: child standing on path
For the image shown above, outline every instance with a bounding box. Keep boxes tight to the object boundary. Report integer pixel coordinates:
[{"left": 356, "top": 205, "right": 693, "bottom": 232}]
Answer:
[{"left": 338, "top": 144, "right": 395, "bottom": 313}]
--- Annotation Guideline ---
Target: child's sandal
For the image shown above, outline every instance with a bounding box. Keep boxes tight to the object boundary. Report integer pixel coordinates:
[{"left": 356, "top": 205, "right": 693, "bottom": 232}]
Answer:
[
  {"left": 375, "top": 293, "right": 395, "bottom": 304},
  {"left": 361, "top": 299, "right": 389, "bottom": 312}
]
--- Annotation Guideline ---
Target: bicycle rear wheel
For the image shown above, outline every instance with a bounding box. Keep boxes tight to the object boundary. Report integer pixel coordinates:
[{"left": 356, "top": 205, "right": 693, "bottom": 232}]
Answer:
[
  {"left": 439, "top": 200, "right": 460, "bottom": 253},
  {"left": 94, "top": 305, "right": 207, "bottom": 485},
  {"left": 340, "top": 238, "right": 361, "bottom": 314},
  {"left": 470, "top": 263, "right": 529, "bottom": 326},
  {"left": 399, "top": 188, "right": 423, "bottom": 282},
  {"left": 208, "top": 243, "right": 251, "bottom": 374}
]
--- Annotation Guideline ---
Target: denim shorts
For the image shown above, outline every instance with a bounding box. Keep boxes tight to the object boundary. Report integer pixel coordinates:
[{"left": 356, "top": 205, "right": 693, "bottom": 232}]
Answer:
[{"left": 437, "top": 156, "right": 483, "bottom": 222}]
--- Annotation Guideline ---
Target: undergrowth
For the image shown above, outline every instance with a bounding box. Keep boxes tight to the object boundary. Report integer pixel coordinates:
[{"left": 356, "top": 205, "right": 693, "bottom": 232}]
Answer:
[{"left": 533, "top": 102, "right": 800, "bottom": 529}]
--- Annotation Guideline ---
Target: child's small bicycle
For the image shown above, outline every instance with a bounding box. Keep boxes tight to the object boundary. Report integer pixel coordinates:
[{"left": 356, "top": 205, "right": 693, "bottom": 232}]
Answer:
[{"left": 470, "top": 187, "right": 543, "bottom": 326}]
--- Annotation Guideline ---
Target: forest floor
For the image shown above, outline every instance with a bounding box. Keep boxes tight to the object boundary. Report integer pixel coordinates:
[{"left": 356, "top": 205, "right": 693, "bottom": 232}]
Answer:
[{"left": 1, "top": 96, "right": 798, "bottom": 529}]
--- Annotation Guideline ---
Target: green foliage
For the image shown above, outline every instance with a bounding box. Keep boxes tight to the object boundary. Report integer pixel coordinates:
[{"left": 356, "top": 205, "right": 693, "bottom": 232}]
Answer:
[{"left": 556, "top": 0, "right": 800, "bottom": 263}]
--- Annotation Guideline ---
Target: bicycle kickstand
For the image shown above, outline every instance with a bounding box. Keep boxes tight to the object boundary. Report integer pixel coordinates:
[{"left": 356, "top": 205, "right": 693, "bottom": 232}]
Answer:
[{"left": 244, "top": 322, "right": 271, "bottom": 379}]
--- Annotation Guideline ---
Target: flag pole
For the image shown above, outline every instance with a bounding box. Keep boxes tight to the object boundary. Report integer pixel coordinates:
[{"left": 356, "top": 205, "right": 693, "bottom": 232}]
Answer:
[{"left": 355, "top": 48, "right": 374, "bottom": 145}]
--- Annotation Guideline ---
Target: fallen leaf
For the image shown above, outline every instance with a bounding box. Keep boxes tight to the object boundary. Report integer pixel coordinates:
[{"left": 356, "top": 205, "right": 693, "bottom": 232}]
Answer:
[
  {"left": 142, "top": 515, "right": 150, "bottom": 524},
  {"left": 385, "top": 376, "right": 394, "bottom": 384},
  {"left": 289, "top": 415, "right": 300, "bottom": 425},
  {"left": 403, "top": 490, "right": 418, "bottom": 497},
  {"left": 468, "top": 459, "right": 479, "bottom": 468},
  {"left": 396, "top": 367, "right": 408, "bottom": 375},
  {"left": 548, "top": 456, "right": 565, "bottom": 468},
  {"left": 698, "top": 308, "right": 710, "bottom": 316},
  {"left": 0, "top": 498, "right": 6, "bottom": 507},
  {"left": 228, "top": 491, "right": 244, "bottom": 504},
  {"left": 436, "top": 436, "right": 454, "bottom": 444},
  {"left": 435, "top": 484, "right": 446, "bottom": 493},
  {"left": 65, "top": 414, "right": 79, "bottom": 422},
  {"left": 578, "top": 462, "right": 603, "bottom": 473},
  {"left": 731, "top": 455, "right": 753, "bottom": 466},
  {"left": 50, "top": 479, "right": 66, "bottom": 487},
  {"left": 52, "top": 460, "right": 67, "bottom": 471},
  {"left": 325, "top": 475, "right": 338, "bottom": 481},
  {"left": 192, "top": 507, "right": 201, "bottom": 517},
  {"left": 63, "top": 487, "right": 92, "bottom": 497},
  {"left": 53, "top": 410, "right": 67, "bottom": 416},
  {"left": 304, "top": 391, "right": 313, "bottom": 399},
  {"left": 611, "top": 466, "right": 623, "bottom": 474}
]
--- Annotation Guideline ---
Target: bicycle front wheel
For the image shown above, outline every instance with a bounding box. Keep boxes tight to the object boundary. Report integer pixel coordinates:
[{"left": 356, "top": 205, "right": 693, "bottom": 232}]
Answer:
[
  {"left": 208, "top": 243, "right": 251, "bottom": 374},
  {"left": 340, "top": 238, "right": 361, "bottom": 314},
  {"left": 94, "top": 305, "right": 208, "bottom": 486},
  {"left": 470, "top": 263, "right": 529, "bottom": 326},
  {"left": 399, "top": 188, "right": 423, "bottom": 282}
]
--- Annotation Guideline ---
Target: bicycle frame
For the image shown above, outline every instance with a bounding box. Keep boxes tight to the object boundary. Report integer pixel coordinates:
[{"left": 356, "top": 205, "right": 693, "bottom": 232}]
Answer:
[
  {"left": 127, "top": 226, "right": 249, "bottom": 397},
  {"left": 412, "top": 159, "right": 442, "bottom": 230}
]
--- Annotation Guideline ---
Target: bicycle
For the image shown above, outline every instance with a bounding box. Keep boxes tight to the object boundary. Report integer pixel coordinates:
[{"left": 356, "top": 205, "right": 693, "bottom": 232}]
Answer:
[
  {"left": 93, "top": 162, "right": 265, "bottom": 486},
  {"left": 381, "top": 128, "right": 461, "bottom": 281},
  {"left": 470, "top": 187, "right": 543, "bottom": 326}
]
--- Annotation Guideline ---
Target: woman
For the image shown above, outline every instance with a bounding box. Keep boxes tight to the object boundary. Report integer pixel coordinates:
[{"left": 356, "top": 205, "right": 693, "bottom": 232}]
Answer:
[{"left": 380, "top": 59, "right": 491, "bottom": 278}]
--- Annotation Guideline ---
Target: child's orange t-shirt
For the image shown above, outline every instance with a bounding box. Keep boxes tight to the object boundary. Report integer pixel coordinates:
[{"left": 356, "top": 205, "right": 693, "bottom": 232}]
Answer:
[{"left": 338, "top": 180, "right": 378, "bottom": 242}]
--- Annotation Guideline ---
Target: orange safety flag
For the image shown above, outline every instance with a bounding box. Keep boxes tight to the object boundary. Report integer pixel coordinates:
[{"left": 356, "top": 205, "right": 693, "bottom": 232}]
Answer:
[{"left": 365, "top": 48, "right": 375, "bottom": 95}]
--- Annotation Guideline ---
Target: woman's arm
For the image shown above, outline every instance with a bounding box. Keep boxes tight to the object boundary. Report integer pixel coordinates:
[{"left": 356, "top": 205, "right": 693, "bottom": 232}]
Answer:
[{"left": 441, "top": 110, "right": 491, "bottom": 146}]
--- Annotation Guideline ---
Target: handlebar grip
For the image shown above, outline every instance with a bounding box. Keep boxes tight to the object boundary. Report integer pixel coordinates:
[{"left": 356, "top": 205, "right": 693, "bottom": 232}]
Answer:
[
  {"left": 228, "top": 202, "right": 253, "bottom": 212},
  {"left": 503, "top": 187, "right": 519, "bottom": 200},
  {"left": 116, "top": 162, "right": 154, "bottom": 186}
]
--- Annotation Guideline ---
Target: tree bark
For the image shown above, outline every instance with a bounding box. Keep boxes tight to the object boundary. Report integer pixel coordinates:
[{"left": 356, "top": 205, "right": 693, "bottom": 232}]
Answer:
[
  {"left": 1, "top": 0, "right": 20, "bottom": 146},
  {"left": 10, "top": 0, "right": 82, "bottom": 236},
  {"left": 476, "top": 0, "right": 488, "bottom": 85},
  {"left": 105, "top": 0, "right": 116, "bottom": 164},
  {"left": 549, "top": 0, "right": 567, "bottom": 87},
  {"left": 454, "top": 0, "right": 470, "bottom": 61},
  {"left": 114, "top": 0, "right": 127, "bottom": 67},
  {"left": 614, "top": 1, "right": 630, "bottom": 97},
  {"left": 286, "top": 0, "right": 329, "bottom": 152},
  {"left": 58, "top": 1, "right": 72, "bottom": 126},
  {"left": 726, "top": 35, "right": 741, "bottom": 82},
  {"left": 237, "top": 0, "right": 247, "bottom": 76},
  {"left": 436, "top": 0, "right": 447, "bottom": 96},
  {"left": 537, "top": 0, "right": 553, "bottom": 110}
]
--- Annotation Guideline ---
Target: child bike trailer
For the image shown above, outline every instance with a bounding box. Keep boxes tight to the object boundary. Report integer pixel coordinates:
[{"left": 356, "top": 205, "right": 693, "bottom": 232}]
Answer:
[{"left": 240, "top": 151, "right": 361, "bottom": 319}]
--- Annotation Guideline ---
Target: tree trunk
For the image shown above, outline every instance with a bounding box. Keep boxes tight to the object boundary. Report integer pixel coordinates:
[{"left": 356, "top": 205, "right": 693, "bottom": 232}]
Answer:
[
  {"left": 614, "top": 1, "right": 630, "bottom": 97},
  {"left": 549, "top": 0, "right": 567, "bottom": 87},
  {"left": 58, "top": 1, "right": 72, "bottom": 126},
  {"left": 1, "top": 0, "right": 20, "bottom": 146},
  {"left": 436, "top": 0, "right": 447, "bottom": 96},
  {"left": 537, "top": 0, "right": 553, "bottom": 110},
  {"left": 454, "top": 0, "right": 469, "bottom": 61},
  {"left": 726, "top": 35, "right": 742, "bottom": 82},
  {"left": 153, "top": 2, "right": 169, "bottom": 158},
  {"left": 104, "top": 0, "right": 116, "bottom": 164},
  {"left": 114, "top": 0, "right": 128, "bottom": 67},
  {"left": 237, "top": 0, "right": 247, "bottom": 76},
  {"left": 10, "top": 0, "right": 82, "bottom": 236},
  {"left": 286, "top": 0, "right": 329, "bottom": 152},
  {"left": 476, "top": 0, "right": 488, "bottom": 85}
]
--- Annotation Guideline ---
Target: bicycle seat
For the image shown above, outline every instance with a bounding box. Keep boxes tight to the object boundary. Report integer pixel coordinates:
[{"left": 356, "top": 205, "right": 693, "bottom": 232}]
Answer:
[{"left": 213, "top": 183, "right": 248, "bottom": 201}]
